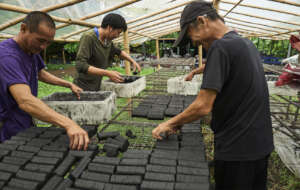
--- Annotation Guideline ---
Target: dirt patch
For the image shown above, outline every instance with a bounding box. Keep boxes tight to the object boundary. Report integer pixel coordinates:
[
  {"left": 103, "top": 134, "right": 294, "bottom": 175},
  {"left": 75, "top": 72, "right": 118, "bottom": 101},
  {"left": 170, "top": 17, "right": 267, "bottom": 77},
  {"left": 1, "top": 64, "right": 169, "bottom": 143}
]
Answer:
[{"left": 47, "top": 66, "right": 76, "bottom": 78}]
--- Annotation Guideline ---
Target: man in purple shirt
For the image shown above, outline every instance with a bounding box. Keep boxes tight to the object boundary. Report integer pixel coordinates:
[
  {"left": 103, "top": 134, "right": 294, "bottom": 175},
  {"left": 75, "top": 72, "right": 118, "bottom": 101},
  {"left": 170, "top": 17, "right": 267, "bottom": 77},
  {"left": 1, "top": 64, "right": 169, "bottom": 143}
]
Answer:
[{"left": 0, "top": 11, "right": 89, "bottom": 150}]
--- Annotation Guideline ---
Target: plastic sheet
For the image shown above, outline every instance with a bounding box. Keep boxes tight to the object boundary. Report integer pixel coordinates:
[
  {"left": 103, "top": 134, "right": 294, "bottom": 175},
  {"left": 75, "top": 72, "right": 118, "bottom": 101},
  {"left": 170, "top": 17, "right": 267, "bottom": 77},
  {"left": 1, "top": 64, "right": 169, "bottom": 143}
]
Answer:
[
  {"left": 1, "top": 0, "right": 300, "bottom": 43},
  {"left": 273, "top": 125, "right": 300, "bottom": 178}
]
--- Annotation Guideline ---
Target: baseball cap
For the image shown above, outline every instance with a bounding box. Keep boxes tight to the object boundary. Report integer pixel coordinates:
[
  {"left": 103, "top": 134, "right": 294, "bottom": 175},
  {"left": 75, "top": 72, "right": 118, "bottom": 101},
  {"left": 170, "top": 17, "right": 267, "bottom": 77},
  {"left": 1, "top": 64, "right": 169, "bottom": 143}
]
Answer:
[{"left": 173, "top": 0, "right": 216, "bottom": 47}]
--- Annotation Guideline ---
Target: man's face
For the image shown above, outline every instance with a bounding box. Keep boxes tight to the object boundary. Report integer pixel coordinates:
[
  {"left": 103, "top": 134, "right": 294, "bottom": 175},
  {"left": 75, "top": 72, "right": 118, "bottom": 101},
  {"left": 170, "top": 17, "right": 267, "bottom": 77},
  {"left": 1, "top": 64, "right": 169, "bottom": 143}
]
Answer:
[
  {"left": 187, "top": 18, "right": 211, "bottom": 48},
  {"left": 22, "top": 22, "right": 55, "bottom": 54},
  {"left": 106, "top": 26, "right": 122, "bottom": 41}
]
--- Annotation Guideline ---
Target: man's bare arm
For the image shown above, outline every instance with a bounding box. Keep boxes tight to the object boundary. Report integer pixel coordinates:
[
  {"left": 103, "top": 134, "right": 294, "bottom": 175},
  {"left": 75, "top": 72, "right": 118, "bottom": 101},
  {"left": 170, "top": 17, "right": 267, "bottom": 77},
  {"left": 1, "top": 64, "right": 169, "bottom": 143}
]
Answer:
[{"left": 9, "top": 84, "right": 89, "bottom": 150}]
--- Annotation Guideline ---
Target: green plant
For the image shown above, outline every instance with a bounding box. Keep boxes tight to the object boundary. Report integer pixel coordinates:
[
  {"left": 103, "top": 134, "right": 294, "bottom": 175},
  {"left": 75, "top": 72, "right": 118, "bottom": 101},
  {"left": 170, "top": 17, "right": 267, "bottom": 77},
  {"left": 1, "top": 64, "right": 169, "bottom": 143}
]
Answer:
[
  {"left": 64, "top": 42, "right": 79, "bottom": 54},
  {"left": 250, "top": 37, "right": 293, "bottom": 58}
]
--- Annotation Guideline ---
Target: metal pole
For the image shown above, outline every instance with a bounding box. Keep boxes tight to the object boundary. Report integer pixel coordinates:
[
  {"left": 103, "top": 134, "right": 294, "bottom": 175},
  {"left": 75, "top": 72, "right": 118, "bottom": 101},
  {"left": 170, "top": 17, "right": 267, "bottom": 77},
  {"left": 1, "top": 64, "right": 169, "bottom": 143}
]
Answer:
[
  {"left": 287, "top": 42, "right": 291, "bottom": 58},
  {"left": 123, "top": 30, "right": 131, "bottom": 75}
]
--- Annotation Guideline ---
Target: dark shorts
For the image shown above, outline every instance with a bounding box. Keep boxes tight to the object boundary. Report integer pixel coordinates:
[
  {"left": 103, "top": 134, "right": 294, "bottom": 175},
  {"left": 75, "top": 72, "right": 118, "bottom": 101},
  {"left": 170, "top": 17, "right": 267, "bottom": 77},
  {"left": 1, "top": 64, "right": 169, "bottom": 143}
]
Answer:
[{"left": 214, "top": 155, "right": 269, "bottom": 190}]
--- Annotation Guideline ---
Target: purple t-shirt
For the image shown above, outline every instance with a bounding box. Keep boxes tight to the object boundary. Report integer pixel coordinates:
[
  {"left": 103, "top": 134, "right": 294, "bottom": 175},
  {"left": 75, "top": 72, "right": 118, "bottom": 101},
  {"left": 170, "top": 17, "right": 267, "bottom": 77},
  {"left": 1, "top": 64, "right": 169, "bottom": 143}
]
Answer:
[{"left": 0, "top": 39, "right": 45, "bottom": 142}]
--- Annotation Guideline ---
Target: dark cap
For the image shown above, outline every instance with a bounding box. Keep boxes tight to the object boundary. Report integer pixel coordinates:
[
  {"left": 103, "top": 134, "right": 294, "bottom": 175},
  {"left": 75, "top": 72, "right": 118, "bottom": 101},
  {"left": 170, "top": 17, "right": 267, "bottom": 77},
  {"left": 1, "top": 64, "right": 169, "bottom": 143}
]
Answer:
[{"left": 173, "top": 0, "right": 216, "bottom": 47}]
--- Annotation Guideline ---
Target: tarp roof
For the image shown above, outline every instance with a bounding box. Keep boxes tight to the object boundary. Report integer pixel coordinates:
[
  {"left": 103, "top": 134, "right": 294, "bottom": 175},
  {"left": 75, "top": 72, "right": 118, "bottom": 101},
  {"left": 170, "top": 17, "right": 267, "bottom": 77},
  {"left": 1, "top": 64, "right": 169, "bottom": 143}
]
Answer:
[{"left": 0, "top": 0, "right": 299, "bottom": 44}]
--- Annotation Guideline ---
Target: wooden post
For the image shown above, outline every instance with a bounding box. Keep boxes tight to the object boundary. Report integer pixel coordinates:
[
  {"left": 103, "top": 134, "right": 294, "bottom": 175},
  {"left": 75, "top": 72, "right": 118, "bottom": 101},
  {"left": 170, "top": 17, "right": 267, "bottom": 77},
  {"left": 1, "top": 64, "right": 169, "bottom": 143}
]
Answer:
[
  {"left": 62, "top": 48, "right": 66, "bottom": 64},
  {"left": 213, "top": 0, "right": 221, "bottom": 12},
  {"left": 123, "top": 30, "right": 132, "bottom": 116},
  {"left": 123, "top": 30, "right": 131, "bottom": 75},
  {"left": 43, "top": 48, "right": 47, "bottom": 64},
  {"left": 198, "top": 45, "right": 203, "bottom": 68},
  {"left": 156, "top": 39, "right": 161, "bottom": 70}
]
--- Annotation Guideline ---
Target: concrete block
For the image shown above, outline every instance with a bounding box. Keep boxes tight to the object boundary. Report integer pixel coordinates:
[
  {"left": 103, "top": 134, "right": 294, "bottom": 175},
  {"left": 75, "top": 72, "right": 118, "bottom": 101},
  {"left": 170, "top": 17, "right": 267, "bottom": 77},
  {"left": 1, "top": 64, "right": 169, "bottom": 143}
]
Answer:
[
  {"left": 101, "top": 76, "right": 146, "bottom": 98},
  {"left": 167, "top": 75, "right": 202, "bottom": 95},
  {"left": 41, "top": 91, "right": 116, "bottom": 125}
]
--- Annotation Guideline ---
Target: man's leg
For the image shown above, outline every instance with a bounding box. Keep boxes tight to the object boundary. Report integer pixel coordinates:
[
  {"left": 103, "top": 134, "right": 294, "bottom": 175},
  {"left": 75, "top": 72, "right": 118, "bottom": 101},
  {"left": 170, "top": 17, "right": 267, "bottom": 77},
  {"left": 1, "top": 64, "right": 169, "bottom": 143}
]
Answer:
[
  {"left": 252, "top": 155, "right": 269, "bottom": 190},
  {"left": 214, "top": 159, "right": 255, "bottom": 190}
]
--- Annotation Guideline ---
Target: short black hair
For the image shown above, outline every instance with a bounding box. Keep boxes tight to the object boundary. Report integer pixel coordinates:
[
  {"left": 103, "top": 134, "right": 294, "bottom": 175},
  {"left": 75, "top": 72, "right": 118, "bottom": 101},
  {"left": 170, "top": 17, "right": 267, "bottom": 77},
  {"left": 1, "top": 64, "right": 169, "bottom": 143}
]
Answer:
[
  {"left": 22, "top": 11, "right": 56, "bottom": 33},
  {"left": 101, "top": 13, "right": 127, "bottom": 32}
]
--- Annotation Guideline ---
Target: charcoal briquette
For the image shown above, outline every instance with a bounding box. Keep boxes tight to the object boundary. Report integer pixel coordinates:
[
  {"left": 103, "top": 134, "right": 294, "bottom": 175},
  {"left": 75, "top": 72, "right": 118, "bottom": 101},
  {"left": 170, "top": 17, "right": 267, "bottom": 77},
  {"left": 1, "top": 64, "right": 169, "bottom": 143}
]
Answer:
[
  {"left": 74, "top": 178, "right": 105, "bottom": 190},
  {"left": 80, "top": 170, "right": 110, "bottom": 183},
  {"left": 97, "top": 131, "right": 120, "bottom": 141},
  {"left": 70, "top": 156, "right": 91, "bottom": 179}
]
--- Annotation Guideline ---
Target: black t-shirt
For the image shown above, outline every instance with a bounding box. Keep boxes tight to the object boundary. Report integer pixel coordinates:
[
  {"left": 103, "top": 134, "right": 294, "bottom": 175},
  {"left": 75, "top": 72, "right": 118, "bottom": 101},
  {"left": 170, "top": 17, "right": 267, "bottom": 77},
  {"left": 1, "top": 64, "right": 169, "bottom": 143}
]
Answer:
[{"left": 201, "top": 31, "right": 274, "bottom": 161}]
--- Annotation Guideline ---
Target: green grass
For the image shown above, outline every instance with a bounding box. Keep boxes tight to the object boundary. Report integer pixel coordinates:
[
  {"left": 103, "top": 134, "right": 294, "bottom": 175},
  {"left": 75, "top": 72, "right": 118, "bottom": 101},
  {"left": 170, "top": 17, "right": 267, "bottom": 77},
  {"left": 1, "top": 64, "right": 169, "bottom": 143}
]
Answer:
[
  {"left": 45, "top": 63, "right": 75, "bottom": 71},
  {"left": 268, "top": 151, "right": 300, "bottom": 190},
  {"left": 38, "top": 76, "right": 73, "bottom": 98}
]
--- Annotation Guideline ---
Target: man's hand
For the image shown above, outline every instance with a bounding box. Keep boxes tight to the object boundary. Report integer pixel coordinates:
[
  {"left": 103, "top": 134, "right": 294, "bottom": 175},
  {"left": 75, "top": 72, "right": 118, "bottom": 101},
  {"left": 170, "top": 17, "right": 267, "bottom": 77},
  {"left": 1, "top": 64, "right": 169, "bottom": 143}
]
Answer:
[
  {"left": 107, "top": 71, "right": 124, "bottom": 83},
  {"left": 185, "top": 71, "right": 194, "bottom": 81},
  {"left": 132, "top": 61, "right": 142, "bottom": 73},
  {"left": 66, "top": 124, "right": 90, "bottom": 150},
  {"left": 70, "top": 83, "right": 83, "bottom": 99},
  {"left": 152, "top": 121, "right": 179, "bottom": 140}
]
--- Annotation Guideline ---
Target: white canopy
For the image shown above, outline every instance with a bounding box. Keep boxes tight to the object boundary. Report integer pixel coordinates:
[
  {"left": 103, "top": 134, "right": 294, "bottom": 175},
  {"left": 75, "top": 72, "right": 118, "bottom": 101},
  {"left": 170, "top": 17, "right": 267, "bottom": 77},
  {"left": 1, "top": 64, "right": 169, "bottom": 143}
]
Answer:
[{"left": 0, "top": 0, "right": 299, "bottom": 44}]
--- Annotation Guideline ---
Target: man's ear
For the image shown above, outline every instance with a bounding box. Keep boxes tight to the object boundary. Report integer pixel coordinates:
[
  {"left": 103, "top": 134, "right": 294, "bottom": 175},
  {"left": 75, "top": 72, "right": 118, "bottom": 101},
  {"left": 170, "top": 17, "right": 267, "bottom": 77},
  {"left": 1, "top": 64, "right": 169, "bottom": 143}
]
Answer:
[
  {"left": 20, "top": 23, "right": 28, "bottom": 33},
  {"left": 108, "top": 25, "right": 113, "bottom": 32},
  {"left": 196, "top": 16, "right": 207, "bottom": 27}
]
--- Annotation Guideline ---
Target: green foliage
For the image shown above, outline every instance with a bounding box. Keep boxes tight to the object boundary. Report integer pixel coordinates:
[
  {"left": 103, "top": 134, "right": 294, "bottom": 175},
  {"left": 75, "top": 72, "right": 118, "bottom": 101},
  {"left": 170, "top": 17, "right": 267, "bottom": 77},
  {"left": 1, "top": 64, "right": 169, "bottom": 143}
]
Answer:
[
  {"left": 64, "top": 42, "right": 79, "bottom": 54},
  {"left": 250, "top": 37, "right": 293, "bottom": 58},
  {"left": 161, "top": 32, "right": 179, "bottom": 39},
  {"left": 143, "top": 40, "right": 157, "bottom": 55}
]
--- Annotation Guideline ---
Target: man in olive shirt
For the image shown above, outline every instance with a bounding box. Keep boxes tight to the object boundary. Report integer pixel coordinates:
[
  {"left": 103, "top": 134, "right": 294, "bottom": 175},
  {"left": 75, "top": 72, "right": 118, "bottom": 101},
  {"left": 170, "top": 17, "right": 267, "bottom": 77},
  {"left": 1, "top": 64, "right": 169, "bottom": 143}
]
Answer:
[{"left": 74, "top": 13, "right": 141, "bottom": 91}]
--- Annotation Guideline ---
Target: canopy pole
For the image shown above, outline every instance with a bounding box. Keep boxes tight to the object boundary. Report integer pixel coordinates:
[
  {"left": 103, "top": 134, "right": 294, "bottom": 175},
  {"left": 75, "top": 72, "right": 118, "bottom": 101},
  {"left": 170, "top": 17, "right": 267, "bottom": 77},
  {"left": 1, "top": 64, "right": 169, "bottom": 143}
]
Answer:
[
  {"left": 156, "top": 39, "right": 161, "bottom": 70},
  {"left": 123, "top": 30, "right": 132, "bottom": 116},
  {"left": 56, "top": 0, "right": 141, "bottom": 30},
  {"left": 62, "top": 48, "right": 66, "bottom": 64},
  {"left": 43, "top": 48, "right": 47, "bottom": 64},
  {"left": 198, "top": 45, "right": 203, "bottom": 68},
  {"left": 0, "top": 0, "right": 86, "bottom": 31},
  {"left": 213, "top": 0, "right": 221, "bottom": 12},
  {"left": 123, "top": 30, "right": 131, "bottom": 75},
  {"left": 287, "top": 43, "right": 291, "bottom": 58}
]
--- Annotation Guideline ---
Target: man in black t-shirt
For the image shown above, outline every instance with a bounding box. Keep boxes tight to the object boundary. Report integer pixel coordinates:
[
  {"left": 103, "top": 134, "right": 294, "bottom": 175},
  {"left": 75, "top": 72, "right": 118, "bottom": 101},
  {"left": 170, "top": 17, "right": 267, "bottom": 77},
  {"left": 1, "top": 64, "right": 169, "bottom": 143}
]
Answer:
[{"left": 152, "top": 1, "right": 274, "bottom": 190}]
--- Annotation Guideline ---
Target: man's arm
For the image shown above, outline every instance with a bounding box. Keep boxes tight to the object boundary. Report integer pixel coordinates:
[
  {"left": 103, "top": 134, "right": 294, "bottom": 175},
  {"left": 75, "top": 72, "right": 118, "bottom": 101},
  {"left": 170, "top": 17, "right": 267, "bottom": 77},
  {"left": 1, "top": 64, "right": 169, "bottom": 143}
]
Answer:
[
  {"left": 120, "top": 51, "right": 141, "bottom": 73},
  {"left": 9, "top": 84, "right": 89, "bottom": 150},
  {"left": 86, "top": 66, "right": 124, "bottom": 83},
  {"left": 152, "top": 89, "right": 217, "bottom": 139},
  {"left": 38, "top": 69, "right": 82, "bottom": 98},
  {"left": 185, "top": 64, "right": 206, "bottom": 81}
]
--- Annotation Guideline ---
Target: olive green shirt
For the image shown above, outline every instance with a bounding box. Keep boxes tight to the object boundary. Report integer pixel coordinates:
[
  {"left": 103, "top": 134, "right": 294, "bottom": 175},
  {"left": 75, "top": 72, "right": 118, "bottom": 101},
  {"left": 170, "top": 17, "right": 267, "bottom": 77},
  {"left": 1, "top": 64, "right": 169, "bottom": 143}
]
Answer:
[{"left": 74, "top": 30, "right": 121, "bottom": 91}]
